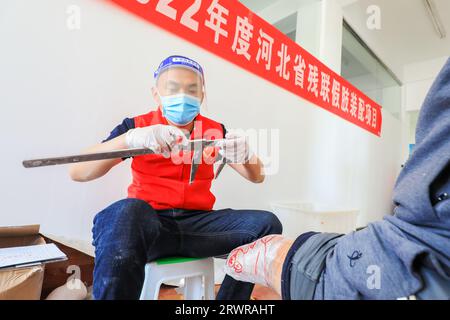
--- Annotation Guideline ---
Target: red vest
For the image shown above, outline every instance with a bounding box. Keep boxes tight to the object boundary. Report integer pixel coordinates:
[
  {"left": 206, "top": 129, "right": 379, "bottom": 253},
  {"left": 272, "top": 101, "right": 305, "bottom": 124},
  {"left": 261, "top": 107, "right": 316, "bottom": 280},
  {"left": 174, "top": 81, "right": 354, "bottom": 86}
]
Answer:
[{"left": 128, "top": 108, "right": 225, "bottom": 210}]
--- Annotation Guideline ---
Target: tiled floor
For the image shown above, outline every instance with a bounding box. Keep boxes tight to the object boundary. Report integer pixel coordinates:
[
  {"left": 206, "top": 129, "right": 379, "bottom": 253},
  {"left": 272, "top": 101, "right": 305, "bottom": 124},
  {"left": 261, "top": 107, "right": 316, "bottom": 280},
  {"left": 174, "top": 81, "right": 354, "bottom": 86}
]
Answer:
[{"left": 158, "top": 284, "right": 281, "bottom": 300}]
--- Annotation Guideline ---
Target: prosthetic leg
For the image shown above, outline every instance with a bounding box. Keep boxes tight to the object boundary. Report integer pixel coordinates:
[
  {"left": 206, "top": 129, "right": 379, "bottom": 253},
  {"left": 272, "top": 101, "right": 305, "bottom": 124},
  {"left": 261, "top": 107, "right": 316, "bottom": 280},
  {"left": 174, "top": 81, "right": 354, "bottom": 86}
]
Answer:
[{"left": 223, "top": 235, "right": 294, "bottom": 296}]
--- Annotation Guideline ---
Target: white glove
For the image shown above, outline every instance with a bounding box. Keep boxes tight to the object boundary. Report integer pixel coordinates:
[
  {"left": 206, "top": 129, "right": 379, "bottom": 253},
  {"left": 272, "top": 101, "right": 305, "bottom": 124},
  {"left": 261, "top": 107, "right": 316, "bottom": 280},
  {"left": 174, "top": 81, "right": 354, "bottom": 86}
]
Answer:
[
  {"left": 125, "top": 124, "right": 188, "bottom": 158},
  {"left": 218, "top": 132, "right": 254, "bottom": 164}
]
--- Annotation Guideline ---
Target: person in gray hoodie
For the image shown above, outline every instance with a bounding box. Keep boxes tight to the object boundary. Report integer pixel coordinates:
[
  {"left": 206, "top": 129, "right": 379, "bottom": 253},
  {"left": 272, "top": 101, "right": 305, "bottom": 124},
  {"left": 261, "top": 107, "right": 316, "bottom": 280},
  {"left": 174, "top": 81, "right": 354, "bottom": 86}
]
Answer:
[{"left": 223, "top": 58, "right": 450, "bottom": 300}]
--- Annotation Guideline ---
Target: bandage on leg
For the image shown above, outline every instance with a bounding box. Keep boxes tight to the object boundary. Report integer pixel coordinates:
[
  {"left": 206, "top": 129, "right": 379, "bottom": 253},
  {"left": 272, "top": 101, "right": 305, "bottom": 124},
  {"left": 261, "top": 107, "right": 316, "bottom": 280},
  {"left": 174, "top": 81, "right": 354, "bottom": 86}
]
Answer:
[{"left": 223, "top": 235, "right": 293, "bottom": 296}]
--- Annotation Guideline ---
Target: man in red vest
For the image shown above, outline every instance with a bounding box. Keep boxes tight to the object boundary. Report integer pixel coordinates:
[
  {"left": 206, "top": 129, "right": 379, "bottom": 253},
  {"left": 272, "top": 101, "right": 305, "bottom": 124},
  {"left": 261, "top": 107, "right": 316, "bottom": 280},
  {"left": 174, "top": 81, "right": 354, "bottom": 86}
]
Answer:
[{"left": 69, "top": 55, "right": 282, "bottom": 300}]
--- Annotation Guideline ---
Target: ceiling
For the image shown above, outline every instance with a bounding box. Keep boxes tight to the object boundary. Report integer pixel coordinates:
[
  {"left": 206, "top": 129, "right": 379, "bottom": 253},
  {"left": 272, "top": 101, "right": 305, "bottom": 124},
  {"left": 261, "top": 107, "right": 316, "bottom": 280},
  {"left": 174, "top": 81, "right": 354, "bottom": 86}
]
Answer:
[
  {"left": 342, "top": 0, "right": 450, "bottom": 81},
  {"left": 240, "top": 0, "right": 277, "bottom": 12}
]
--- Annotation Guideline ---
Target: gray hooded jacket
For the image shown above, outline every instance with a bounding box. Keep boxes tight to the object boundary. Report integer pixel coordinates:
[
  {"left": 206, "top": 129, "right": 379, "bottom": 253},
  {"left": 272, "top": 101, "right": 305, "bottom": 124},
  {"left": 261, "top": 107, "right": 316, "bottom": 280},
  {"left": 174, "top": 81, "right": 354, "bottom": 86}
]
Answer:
[{"left": 314, "top": 58, "right": 450, "bottom": 299}]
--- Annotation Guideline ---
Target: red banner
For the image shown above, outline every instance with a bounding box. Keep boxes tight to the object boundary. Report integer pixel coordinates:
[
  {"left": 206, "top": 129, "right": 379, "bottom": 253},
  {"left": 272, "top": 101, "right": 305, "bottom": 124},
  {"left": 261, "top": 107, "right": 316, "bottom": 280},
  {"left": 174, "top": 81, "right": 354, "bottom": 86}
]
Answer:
[{"left": 109, "top": 0, "right": 382, "bottom": 136}]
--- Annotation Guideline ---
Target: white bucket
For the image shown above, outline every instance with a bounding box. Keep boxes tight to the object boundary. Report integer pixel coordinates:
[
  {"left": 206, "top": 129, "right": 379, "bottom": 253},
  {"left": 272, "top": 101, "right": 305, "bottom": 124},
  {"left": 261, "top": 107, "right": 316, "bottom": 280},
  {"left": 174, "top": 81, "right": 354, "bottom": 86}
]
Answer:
[{"left": 270, "top": 202, "right": 359, "bottom": 239}]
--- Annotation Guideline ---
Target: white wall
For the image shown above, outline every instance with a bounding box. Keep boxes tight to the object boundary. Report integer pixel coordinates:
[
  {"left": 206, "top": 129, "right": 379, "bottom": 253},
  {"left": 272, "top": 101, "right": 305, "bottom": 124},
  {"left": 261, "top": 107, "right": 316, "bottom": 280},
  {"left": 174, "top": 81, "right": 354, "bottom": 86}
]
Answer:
[
  {"left": 398, "top": 55, "right": 448, "bottom": 161},
  {"left": 0, "top": 0, "right": 402, "bottom": 254},
  {"left": 256, "top": 0, "right": 341, "bottom": 73},
  {"left": 403, "top": 56, "right": 449, "bottom": 112}
]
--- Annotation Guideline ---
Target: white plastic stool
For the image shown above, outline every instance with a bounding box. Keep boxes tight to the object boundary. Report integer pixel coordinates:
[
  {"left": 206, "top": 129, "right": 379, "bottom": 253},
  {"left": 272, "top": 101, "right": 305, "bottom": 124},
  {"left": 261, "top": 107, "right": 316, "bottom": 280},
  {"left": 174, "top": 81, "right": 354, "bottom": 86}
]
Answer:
[{"left": 139, "top": 257, "right": 215, "bottom": 300}]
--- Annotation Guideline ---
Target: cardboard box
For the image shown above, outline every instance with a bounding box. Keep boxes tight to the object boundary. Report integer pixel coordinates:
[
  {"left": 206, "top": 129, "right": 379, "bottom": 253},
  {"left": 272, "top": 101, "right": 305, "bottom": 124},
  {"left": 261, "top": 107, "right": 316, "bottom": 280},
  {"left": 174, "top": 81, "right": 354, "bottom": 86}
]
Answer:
[
  {"left": 0, "top": 225, "right": 46, "bottom": 300},
  {"left": 40, "top": 235, "right": 94, "bottom": 299}
]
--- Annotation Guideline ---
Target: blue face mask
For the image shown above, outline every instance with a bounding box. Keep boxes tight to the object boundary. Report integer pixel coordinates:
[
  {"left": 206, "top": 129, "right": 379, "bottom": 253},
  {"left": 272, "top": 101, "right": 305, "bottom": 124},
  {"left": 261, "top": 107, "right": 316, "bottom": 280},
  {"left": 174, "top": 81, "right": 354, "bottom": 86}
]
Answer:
[{"left": 160, "top": 93, "right": 201, "bottom": 126}]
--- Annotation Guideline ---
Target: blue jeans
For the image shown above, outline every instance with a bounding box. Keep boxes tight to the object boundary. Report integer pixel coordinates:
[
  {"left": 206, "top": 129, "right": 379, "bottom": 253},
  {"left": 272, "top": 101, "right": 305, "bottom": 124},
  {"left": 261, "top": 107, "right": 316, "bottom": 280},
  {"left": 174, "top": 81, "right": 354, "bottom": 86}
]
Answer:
[{"left": 92, "top": 198, "right": 283, "bottom": 300}]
